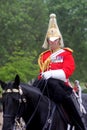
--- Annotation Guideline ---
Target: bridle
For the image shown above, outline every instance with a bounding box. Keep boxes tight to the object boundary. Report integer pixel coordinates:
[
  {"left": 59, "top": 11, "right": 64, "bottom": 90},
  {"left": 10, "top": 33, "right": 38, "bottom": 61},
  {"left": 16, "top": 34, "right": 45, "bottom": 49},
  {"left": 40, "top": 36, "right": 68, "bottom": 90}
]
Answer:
[
  {"left": 2, "top": 80, "right": 68, "bottom": 130},
  {"left": 2, "top": 86, "right": 27, "bottom": 129}
]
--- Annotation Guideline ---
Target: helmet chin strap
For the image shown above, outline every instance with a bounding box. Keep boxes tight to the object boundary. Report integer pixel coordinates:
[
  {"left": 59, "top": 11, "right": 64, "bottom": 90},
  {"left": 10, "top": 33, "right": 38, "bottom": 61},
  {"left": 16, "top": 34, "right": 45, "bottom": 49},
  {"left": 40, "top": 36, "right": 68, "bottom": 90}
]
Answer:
[{"left": 50, "top": 47, "right": 61, "bottom": 53}]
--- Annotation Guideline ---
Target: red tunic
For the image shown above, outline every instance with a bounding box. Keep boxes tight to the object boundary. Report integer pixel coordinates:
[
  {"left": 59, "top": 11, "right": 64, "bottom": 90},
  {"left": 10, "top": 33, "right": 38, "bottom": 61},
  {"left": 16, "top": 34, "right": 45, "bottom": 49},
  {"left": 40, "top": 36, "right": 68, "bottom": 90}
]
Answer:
[{"left": 38, "top": 48, "right": 75, "bottom": 84}]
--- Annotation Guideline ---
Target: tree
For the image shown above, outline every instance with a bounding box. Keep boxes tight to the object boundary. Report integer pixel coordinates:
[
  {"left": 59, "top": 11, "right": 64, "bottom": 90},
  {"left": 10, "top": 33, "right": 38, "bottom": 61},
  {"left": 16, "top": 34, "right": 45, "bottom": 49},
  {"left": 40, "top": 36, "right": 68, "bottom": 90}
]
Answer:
[
  {"left": 0, "top": 0, "right": 49, "bottom": 65},
  {"left": 0, "top": 49, "right": 39, "bottom": 82},
  {"left": 0, "top": 0, "right": 48, "bottom": 81}
]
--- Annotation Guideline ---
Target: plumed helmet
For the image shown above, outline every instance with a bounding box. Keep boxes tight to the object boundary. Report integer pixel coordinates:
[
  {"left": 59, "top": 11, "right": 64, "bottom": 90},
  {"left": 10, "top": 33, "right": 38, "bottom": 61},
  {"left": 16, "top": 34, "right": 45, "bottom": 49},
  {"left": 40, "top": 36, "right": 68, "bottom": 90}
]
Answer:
[{"left": 42, "top": 13, "right": 64, "bottom": 49}]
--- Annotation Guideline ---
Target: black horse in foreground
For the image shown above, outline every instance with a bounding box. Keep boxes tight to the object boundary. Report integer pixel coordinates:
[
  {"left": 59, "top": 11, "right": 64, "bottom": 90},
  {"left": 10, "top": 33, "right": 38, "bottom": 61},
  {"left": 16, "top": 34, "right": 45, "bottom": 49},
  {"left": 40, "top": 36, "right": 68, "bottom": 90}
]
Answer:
[
  {"left": 0, "top": 75, "right": 71, "bottom": 130},
  {"left": 0, "top": 75, "right": 87, "bottom": 130}
]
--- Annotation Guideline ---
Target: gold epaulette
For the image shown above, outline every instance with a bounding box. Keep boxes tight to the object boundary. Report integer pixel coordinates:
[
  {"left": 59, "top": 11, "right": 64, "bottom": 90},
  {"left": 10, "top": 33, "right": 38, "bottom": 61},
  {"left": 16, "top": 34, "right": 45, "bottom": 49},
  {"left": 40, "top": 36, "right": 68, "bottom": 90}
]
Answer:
[{"left": 64, "top": 47, "right": 73, "bottom": 52}]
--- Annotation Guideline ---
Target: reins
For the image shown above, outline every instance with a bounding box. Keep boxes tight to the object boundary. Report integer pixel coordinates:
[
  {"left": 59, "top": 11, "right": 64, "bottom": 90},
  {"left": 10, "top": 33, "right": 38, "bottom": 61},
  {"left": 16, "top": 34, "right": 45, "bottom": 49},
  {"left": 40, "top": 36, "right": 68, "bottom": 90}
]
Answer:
[
  {"left": 25, "top": 79, "right": 70, "bottom": 130},
  {"left": 42, "top": 99, "right": 56, "bottom": 130},
  {"left": 24, "top": 79, "right": 57, "bottom": 130},
  {"left": 25, "top": 79, "right": 48, "bottom": 129}
]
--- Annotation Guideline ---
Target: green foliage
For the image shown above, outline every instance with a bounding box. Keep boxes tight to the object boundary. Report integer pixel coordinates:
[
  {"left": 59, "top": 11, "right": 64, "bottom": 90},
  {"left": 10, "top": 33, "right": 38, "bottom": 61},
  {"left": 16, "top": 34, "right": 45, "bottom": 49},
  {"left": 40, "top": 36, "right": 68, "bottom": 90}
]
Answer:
[
  {"left": 0, "top": 0, "right": 87, "bottom": 83},
  {"left": 0, "top": 50, "right": 39, "bottom": 82},
  {"left": 0, "top": 0, "right": 48, "bottom": 82},
  {"left": 0, "top": 0, "right": 48, "bottom": 65}
]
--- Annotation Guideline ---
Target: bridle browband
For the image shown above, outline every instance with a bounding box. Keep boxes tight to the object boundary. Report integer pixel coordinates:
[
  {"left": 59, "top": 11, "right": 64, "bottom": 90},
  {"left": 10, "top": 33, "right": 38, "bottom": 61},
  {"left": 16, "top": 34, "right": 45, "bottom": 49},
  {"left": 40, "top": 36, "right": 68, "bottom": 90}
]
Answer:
[
  {"left": 3, "top": 86, "right": 26, "bottom": 103},
  {"left": 3, "top": 86, "right": 23, "bottom": 95}
]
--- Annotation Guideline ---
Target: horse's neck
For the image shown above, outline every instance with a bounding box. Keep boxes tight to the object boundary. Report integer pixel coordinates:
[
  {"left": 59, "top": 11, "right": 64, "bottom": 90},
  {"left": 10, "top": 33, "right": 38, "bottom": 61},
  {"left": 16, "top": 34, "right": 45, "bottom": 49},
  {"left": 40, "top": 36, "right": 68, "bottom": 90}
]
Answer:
[
  {"left": 21, "top": 87, "right": 49, "bottom": 129},
  {"left": 22, "top": 85, "right": 42, "bottom": 104}
]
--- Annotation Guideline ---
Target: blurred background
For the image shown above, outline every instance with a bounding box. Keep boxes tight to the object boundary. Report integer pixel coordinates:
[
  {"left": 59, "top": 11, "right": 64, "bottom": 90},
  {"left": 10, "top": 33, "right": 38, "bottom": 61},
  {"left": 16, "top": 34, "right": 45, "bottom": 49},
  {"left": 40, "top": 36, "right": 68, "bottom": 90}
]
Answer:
[
  {"left": 0, "top": 0, "right": 87, "bottom": 127},
  {"left": 0, "top": 0, "right": 87, "bottom": 85}
]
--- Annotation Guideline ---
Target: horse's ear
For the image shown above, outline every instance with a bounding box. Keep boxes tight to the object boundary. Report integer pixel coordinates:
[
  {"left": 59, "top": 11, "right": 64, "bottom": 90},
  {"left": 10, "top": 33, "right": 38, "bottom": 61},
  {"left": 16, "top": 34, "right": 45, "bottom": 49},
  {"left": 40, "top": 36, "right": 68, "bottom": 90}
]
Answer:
[
  {"left": 0, "top": 80, "right": 7, "bottom": 90},
  {"left": 14, "top": 75, "right": 20, "bottom": 88}
]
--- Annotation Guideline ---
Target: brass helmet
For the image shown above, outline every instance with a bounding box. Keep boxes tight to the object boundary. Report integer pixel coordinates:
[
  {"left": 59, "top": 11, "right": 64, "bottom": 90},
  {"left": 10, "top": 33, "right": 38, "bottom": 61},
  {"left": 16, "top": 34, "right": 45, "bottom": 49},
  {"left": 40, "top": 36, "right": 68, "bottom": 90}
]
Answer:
[{"left": 42, "top": 13, "right": 64, "bottom": 49}]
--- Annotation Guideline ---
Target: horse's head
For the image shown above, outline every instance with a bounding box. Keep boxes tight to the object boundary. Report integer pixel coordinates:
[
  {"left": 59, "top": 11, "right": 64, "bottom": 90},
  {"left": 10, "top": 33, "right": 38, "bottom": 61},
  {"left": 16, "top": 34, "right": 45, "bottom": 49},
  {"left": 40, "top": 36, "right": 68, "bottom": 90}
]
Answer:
[{"left": 0, "top": 75, "right": 25, "bottom": 130}]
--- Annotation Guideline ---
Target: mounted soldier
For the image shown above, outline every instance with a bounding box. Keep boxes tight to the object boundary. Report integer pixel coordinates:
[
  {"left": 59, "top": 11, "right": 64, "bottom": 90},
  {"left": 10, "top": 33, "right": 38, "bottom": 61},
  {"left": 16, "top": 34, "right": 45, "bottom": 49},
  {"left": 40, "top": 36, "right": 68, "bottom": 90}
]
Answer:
[{"left": 37, "top": 13, "right": 86, "bottom": 130}]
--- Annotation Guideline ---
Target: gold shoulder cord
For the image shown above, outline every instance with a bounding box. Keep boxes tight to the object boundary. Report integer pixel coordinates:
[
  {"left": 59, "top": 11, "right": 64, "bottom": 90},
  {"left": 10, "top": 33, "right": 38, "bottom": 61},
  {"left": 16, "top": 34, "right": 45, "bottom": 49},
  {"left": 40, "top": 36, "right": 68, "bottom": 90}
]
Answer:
[
  {"left": 43, "top": 57, "right": 51, "bottom": 72},
  {"left": 38, "top": 52, "right": 51, "bottom": 72},
  {"left": 38, "top": 53, "right": 44, "bottom": 71}
]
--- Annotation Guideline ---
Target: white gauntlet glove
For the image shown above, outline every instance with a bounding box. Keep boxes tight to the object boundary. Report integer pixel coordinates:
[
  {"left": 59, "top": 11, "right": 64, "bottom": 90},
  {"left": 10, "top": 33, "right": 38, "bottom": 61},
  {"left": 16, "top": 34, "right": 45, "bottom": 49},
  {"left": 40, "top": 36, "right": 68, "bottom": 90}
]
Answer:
[
  {"left": 42, "top": 71, "right": 52, "bottom": 79},
  {"left": 42, "top": 69, "right": 66, "bottom": 82}
]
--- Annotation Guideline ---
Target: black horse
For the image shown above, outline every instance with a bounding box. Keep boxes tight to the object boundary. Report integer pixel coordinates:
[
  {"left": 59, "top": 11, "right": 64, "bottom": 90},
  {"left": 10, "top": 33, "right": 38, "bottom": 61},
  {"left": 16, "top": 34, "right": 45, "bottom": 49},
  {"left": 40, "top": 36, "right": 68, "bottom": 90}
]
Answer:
[{"left": 0, "top": 75, "right": 71, "bottom": 130}]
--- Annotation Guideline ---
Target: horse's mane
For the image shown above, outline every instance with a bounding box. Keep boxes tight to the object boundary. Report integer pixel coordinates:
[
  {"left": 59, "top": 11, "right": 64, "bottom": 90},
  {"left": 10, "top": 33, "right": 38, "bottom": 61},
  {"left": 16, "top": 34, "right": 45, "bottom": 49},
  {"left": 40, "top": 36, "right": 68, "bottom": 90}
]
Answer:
[{"left": 20, "top": 83, "right": 42, "bottom": 96}]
